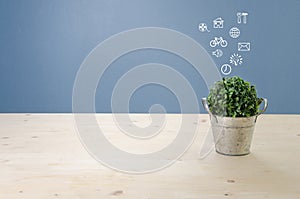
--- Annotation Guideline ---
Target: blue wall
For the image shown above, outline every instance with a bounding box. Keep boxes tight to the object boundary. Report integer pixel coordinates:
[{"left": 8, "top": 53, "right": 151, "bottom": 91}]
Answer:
[{"left": 0, "top": 0, "right": 299, "bottom": 113}]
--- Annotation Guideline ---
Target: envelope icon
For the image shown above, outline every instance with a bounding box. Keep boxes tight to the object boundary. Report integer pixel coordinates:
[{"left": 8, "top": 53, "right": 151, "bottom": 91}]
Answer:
[{"left": 238, "top": 42, "right": 250, "bottom": 51}]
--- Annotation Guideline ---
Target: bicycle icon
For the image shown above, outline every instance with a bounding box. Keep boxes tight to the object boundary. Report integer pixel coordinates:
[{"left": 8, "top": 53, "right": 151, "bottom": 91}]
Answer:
[{"left": 210, "top": 37, "right": 228, "bottom": 48}]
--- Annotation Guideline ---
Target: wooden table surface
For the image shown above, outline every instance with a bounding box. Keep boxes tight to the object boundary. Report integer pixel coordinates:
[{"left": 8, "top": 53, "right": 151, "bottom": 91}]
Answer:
[{"left": 0, "top": 114, "right": 299, "bottom": 199}]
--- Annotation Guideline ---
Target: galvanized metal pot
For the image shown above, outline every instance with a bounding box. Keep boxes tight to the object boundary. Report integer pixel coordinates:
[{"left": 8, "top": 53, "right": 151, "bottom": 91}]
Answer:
[{"left": 201, "top": 98, "right": 268, "bottom": 156}]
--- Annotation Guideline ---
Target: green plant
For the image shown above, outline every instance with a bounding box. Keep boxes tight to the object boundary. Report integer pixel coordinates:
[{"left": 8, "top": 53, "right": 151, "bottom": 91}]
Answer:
[{"left": 207, "top": 76, "right": 263, "bottom": 117}]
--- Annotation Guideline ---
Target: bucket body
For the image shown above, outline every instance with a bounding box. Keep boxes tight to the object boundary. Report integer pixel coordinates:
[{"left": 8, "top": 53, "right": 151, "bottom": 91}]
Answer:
[
  {"left": 201, "top": 97, "right": 268, "bottom": 156},
  {"left": 210, "top": 115, "right": 256, "bottom": 156}
]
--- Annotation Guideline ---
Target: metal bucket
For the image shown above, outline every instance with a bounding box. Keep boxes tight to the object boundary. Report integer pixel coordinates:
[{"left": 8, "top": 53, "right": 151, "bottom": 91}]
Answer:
[{"left": 202, "top": 98, "right": 268, "bottom": 156}]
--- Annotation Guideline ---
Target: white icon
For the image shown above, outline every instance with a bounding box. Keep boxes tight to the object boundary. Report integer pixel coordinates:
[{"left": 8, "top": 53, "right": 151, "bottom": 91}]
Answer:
[
  {"left": 213, "top": 17, "right": 224, "bottom": 28},
  {"left": 212, "top": 49, "right": 223, "bottom": 58},
  {"left": 210, "top": 37, "right": 228, "bottom": 48},
  {"left": 237, "top": 12, "right": 248, "bottom": 24},
  {"left": 198, "top": 23, "right": 210, "bottom": 32},
  {"left": 221, "top": 64, "right": 232, "bottom": 75},
  {"left": 229, "top": 27, "right": 240, "bottom": 38},
  {"left": 230, "top": 53, "right": 243, "bottom": 66},
  {"left": 238, "top": 42, "right": 251, "bottom": 51}
]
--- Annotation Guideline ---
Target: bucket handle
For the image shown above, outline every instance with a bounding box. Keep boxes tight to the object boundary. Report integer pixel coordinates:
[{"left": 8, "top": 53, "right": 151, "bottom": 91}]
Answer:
[
  {"left": 201, "top": 98, "right": 219, "bottom": 122},
  {"left": 257, "top": 98, "right": 268, "bottom": 116},
  {"left": 201, "top": 98, "right": 211, "bottom": 114},
  {"left": 254, "top": 98, "right": 268, "bottom": 122},
  {"left": 202, "top": 97, "right": 268, "bottom": 115}
]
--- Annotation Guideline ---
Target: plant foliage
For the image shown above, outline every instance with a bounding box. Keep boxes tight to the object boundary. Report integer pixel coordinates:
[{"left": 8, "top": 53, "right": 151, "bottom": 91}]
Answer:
[{"left": 207, "top": 76, "right": 262, "bottom": 117}]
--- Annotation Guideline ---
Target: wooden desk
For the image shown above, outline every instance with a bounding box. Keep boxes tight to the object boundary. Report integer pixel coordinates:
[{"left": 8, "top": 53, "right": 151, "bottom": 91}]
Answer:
[{"left": 0, "top": 114, "right": 299, "bottom": 198}]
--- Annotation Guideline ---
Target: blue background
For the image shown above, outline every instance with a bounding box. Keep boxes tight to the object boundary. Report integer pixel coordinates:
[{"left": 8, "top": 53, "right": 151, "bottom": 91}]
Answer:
[{"left": 0, "top": 0, "right": 299, "bottom": 113}]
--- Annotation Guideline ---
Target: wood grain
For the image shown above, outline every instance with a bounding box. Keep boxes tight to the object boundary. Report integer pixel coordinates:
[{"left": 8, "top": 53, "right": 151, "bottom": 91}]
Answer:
[{"left": 0, "top": 114, "right": 299, "bottom": 199}]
